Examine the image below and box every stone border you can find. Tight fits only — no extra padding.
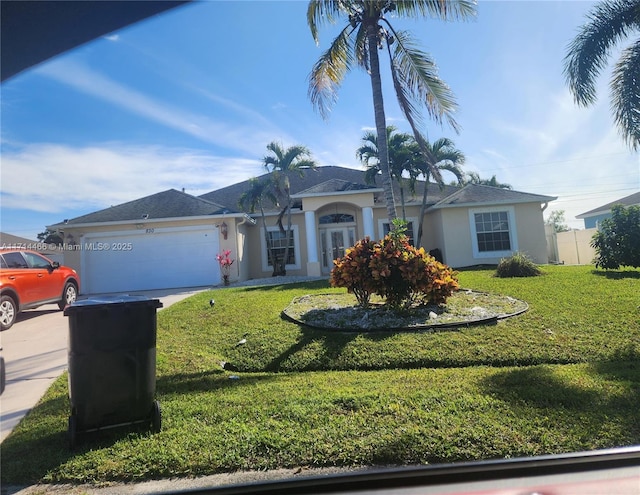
[281,289,528,332]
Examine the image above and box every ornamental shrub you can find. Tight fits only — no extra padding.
[495,252,542,278]
[330,237,376,307]
[591,204,640,269]
[330,226,459,309]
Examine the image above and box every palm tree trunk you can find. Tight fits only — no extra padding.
[281,193,292,276]
[367,24,396,222]
[416,175,430,249]
[259,203,279,277]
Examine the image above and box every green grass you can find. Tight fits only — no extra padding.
[1,265,639,485]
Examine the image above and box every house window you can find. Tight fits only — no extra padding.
[469,207,518,258]
[261,226,301,271]
[268,230,295,266]
[474,211,511,252]
[380,218,417,245]
[319,213,355,224]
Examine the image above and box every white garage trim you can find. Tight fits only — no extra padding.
[81,225,220,294]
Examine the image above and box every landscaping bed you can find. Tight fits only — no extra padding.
[282,289,528,331]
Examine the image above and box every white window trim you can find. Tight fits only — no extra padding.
[378,217,418,240]
[260,225,301,272]
[469,206,518,259]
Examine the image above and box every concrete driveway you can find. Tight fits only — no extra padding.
[0,286,209,443]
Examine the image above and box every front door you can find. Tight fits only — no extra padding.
[321,227,355,273]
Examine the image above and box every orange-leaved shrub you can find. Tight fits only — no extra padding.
[330,229,459,309]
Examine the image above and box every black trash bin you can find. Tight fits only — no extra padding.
[64,295,163,448]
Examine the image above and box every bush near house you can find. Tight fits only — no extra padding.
[495,252,543,278]
[591,204,640,269]
[331,226,459,309]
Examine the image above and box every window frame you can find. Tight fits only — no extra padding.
[260,225,301,272]
[378,217,418,245]
[469,206,518,259]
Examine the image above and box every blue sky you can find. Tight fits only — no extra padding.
[2,0,639,240]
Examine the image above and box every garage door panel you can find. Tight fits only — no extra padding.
[83,228,220,294]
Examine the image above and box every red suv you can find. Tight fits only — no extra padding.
[0,249,80,330]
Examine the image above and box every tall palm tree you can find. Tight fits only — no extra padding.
[308,0,476,222]
[238,177,280,277]
[263,141,317,275]
[415,138,465,249]
[357,126,420,221]
[564,0,640,150]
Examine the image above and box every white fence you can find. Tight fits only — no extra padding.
[545,226,597,265]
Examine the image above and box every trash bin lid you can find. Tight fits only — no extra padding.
[64,295,163,315]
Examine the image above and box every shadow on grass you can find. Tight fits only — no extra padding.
[240,280,330,292]
[0,394,74,485]
[480,362,640,445]
[156,369,277,395]
[265,328,361,372]
[0,371,282,486]
[591,269,640,279]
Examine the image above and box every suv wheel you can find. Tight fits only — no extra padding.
[0,295,17,330]
[58,282,77,310]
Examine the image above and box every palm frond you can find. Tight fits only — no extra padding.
[564,0,640,106]
[394,0,477,21]
[611,38,640,150]
[308,0,349,43]
[390,28,460,132]
[308,24,356,119]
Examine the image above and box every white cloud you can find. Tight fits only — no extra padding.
[0,143,264,213]
[34,60,283,156]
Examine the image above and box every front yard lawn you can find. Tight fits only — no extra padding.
[1,265,638,485]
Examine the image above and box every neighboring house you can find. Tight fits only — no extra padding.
[48,166,556,294]
[0,232,64,263]
[576,191,640,229]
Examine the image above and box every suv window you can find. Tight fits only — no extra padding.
[2,252,28,269]
[22,251,52,269]
[0,256,7,269]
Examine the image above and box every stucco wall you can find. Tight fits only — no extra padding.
[434,202,548,268]
[513,203,548,264]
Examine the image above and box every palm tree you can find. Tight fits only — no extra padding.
[238,177,281,277]
[308,0,476,222]
[415,138,465,249]
[463,172,512,189]
[357,126,420,221]
[263,141,317,275]
[564,0,640,150]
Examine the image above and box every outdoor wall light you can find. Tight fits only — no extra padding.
[221,221,228,240]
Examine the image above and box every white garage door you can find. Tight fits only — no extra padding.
[82,226,220,294]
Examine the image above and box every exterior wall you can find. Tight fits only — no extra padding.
[438,208,476,267]
[513,203,548,263]
[301,192,376,211]
[435,203,549,268]
[423,210,446,259]
[582,213,608,229]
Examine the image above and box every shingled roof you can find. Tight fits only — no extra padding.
[55,189,226,226]
[54,167,556,227]
[199,165,462,212]
[431,184,557,208]
[576,191,640,218]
